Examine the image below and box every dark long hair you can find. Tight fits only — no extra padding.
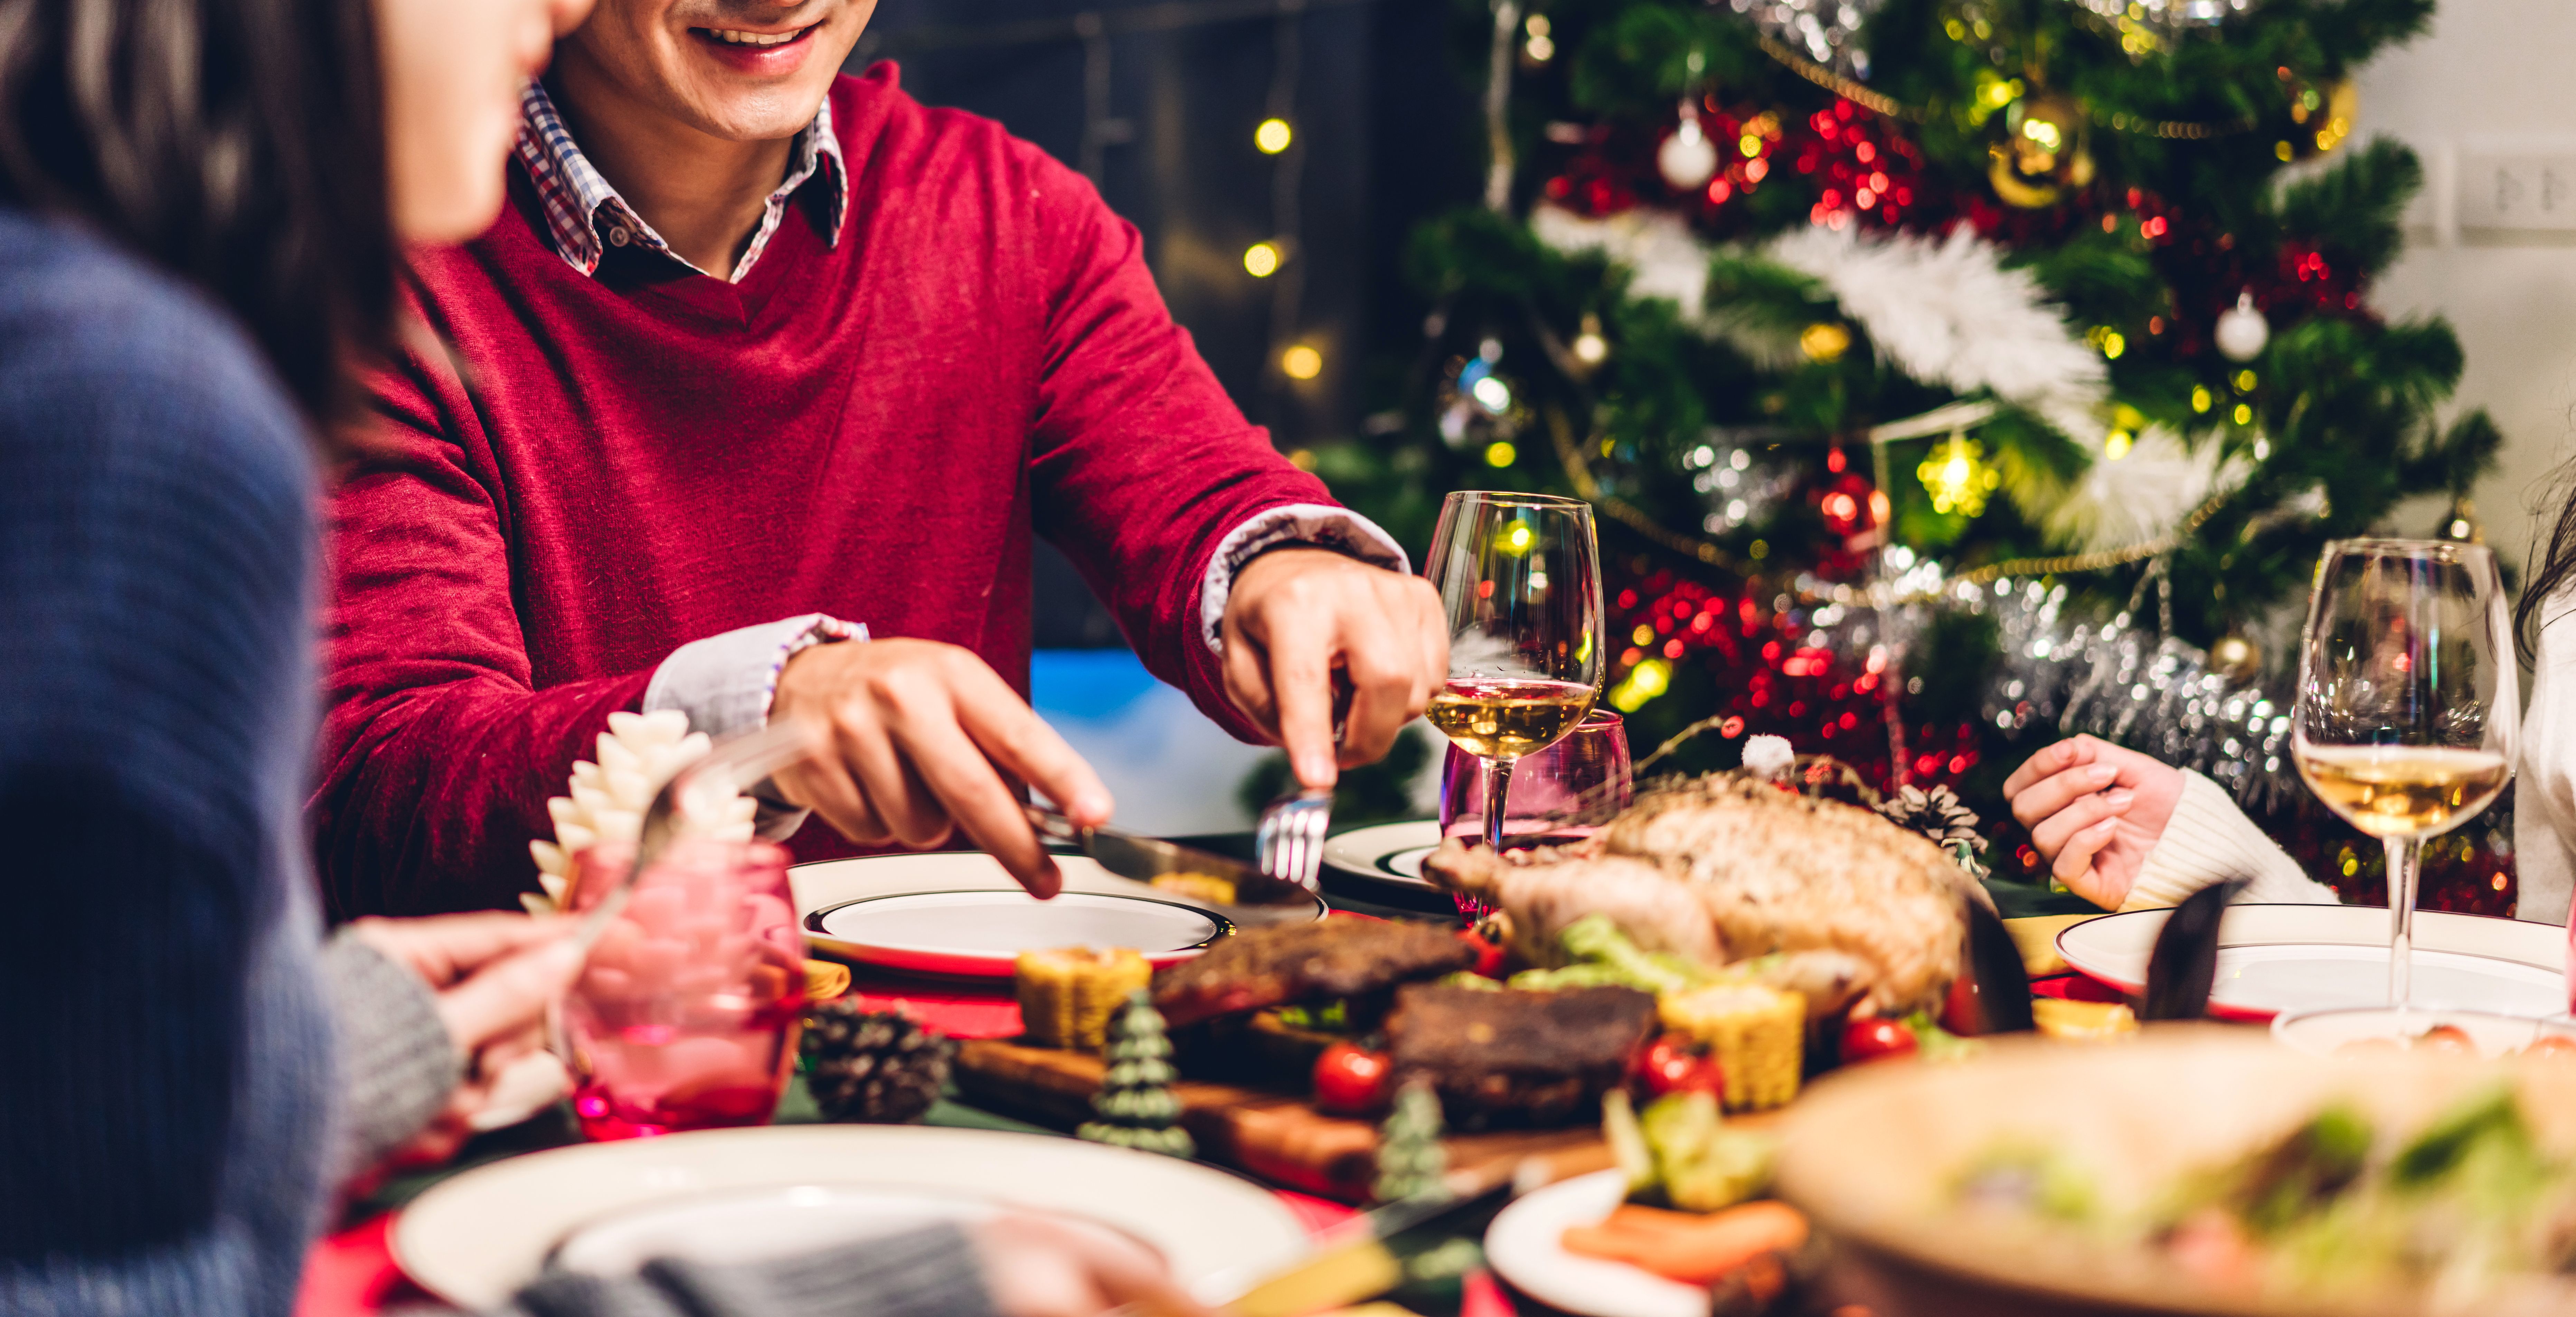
[0,0,397,437]
[2522,474,2576,658]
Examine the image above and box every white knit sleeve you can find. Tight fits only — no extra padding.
[2120,770,2339,911]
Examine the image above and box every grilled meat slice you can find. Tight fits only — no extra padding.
[1385,984,1659,1127]
[1151,919,1477,1028]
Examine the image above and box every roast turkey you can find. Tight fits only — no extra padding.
[1423,774,1985,1016]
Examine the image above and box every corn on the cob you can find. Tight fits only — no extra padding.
[1015,946,1152,1050]
[1659,983,1805,1111]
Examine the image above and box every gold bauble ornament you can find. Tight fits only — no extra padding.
[1799,322,1851,363]
[1988,91,2095,209]
[2437,497,2484,545]
[2208,634,2262,684]
[2273,73,2357,163]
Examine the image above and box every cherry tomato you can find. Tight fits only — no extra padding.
[1841,1015,1919,1065]
[1941,971,1983,1036]
[2415,1024,2476,1055]
[1638,1033,1725,1096]
[2526,1034,2576,1059]
[1313,1042,1392,1114]
[1455,926,1507,979]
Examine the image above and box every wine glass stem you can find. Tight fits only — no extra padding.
[2386,835,2422,1007]
[1481,755,1517,852]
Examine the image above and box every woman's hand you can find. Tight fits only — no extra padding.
[347,913,586,1160]
[969,1214,1215,1317]
[2001,736,2185,909]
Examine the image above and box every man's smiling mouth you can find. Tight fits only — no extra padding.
[691,24,817,47]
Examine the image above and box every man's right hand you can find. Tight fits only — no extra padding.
[2001,735,2185,910]
[768,638,1111,899]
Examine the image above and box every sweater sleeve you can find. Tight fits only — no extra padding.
[311,339,657,916]
[1017,145,1391,742]
[475,1225,999,1317]
[2121,770,2339,911]
[320,931,462,1181]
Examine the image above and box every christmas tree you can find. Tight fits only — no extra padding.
[1077,991,1197,1158]
[1313,0,2512,912]
[1374,1078,1451,1203]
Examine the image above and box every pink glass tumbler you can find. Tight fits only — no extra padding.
[559,837,806,1140]
[1439,708,1632,918]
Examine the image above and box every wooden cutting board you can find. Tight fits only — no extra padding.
[955,1038,1780,1203]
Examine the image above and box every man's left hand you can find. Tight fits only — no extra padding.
[1221,547,1448,789]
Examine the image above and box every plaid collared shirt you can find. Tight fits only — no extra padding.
[512,79,848,282]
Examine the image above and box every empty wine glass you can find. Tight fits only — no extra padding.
[2292,538,2517,1007]
[1422,491,1607,855]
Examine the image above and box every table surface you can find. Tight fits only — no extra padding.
[294,826,2111,1317]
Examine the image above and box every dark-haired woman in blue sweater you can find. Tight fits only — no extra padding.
[0,0,1203,1314]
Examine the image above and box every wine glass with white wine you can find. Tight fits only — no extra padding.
[2292,538,2517,1006]
[1423,491,1607,856]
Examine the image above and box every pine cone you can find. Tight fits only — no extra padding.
[1874,784,1989,856]
[801,1000,956,1124]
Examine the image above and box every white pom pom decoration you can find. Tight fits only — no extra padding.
[523,708,759,915]
[1742,734,1796,781]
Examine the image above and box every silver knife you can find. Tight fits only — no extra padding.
[1023,805,1322,926]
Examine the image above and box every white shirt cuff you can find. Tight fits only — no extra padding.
[1199,504,1410,653]
[2121,769,2340,911]
[643,613,863,838]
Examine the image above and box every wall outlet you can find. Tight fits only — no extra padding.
[2459,149,2576,233]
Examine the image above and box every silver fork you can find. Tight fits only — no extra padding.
[1254,788,1333,891]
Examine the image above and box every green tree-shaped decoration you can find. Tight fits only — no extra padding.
[1076,990,1196,1158]
[1373,1078,1450,1204]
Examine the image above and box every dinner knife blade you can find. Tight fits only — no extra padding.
[2140,876,2245,1022]
[1022,806,1318,910]
[1961,895,2036,1034]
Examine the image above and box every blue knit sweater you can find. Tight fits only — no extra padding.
[0,210,338,1310]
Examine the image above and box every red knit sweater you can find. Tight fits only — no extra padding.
[314,66,1334,916]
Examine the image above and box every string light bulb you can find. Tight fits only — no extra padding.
[1280,344,1322,380]
[1570,312,1608,366]
[1254,118,1292,154]
[1243,242,1281,277]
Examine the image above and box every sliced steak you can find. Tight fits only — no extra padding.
[1385,983,1660,1127]
[1151,919,1477,1028]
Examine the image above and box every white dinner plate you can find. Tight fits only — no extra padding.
[792,852,1327,978]
[1484,1169,1709,1317]
[2057,903,2566,1023]
[394,1125,1311,1308]
[2270,1004,2576,1058]
[1320,819,1446,894]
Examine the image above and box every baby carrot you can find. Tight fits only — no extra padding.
[1562,1201,1810,1285]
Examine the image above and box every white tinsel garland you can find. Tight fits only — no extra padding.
[524,708,759,915]
[1530,207,2109,445]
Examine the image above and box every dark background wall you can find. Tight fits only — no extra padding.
[849,0,1478,648]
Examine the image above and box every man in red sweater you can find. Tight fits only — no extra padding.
[315,0,1448,915]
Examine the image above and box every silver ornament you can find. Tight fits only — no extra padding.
[1658,116,1720,191]
[1729,0,1883,77]
[2215,290,2270,362]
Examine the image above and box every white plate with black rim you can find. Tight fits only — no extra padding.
[791,851,1326,978]
[1320,819,1447,895]
[393,1125,1311,1308]
[2056,903,2565,1023]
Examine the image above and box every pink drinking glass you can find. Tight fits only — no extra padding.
[559,837,806,1140]
[1439,708,1632,918]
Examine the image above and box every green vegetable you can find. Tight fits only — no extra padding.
[1634,1090,1775,1212]
[1601,1088,1655,1194]
[1900,1010,1980,1062]
[1507,914,1716,993]
[1954,1143,2100,1224]
[2228,1105,2376,1237]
